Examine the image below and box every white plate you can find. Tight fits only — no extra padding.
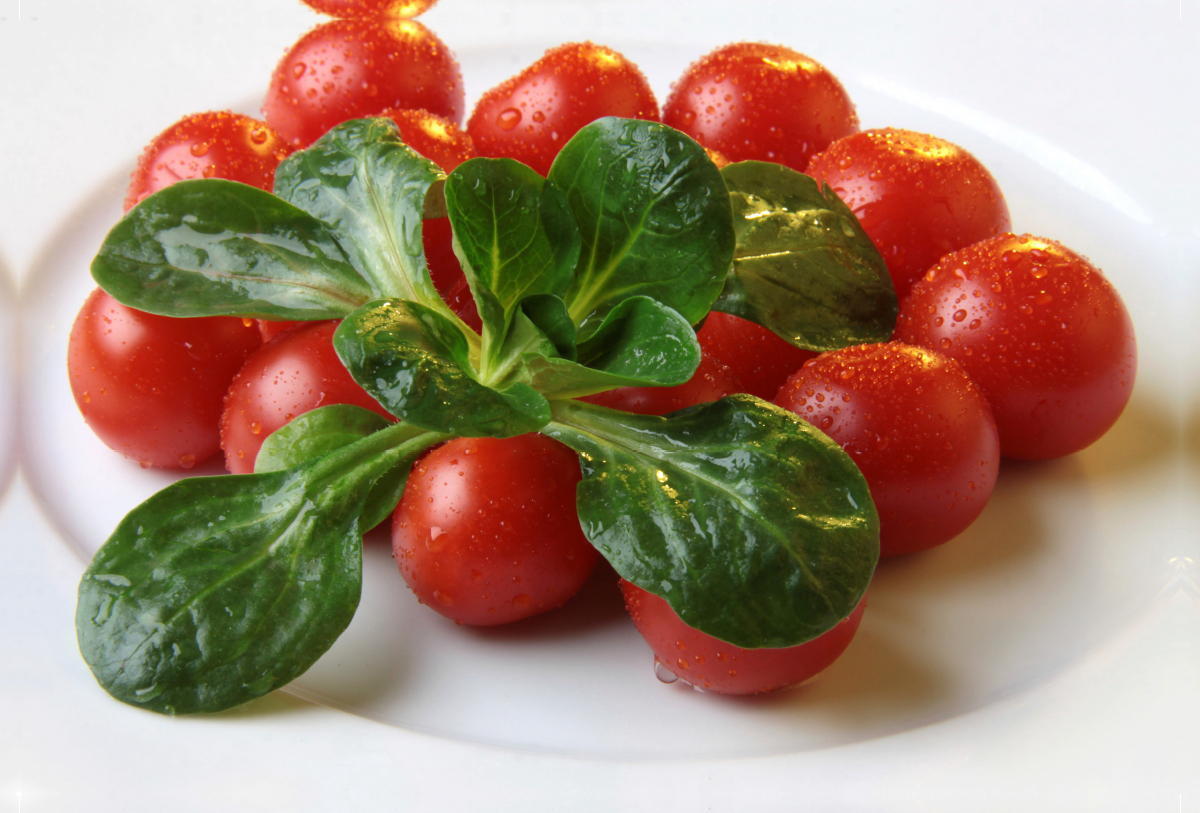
[5,0,1197,806]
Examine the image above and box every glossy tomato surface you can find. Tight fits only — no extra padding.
[895,234,1136,460]
[697,311,816,401]
[579,353,742,416]
[300,0,437,18]
[380,107,476,172]
[68,288,262,469]
[622,581,866,695]
[124,111,292,212]
[422,216,483,333]
[806,128,1011,300]
[662,42,858,174]
[467,41,659,176]
[220,320,393,473]
[263,18,464,148]
[776,342,999,556]
[392,434,598,626]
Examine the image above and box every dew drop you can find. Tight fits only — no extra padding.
[654,659,679,684]
[496,108,521,130]
[953,309,967,322]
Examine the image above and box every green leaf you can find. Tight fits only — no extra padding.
[255,405,410,530]
[444,158,580,375]
[334,299,551,438]
[549,118,735,338]
[76,420,442,714]
[92,179,373,319]
[274,118,465,329]
[543,396,878,649]
[715,162,898,350]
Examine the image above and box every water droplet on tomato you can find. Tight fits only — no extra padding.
[292,62,307,79]
[433,589,454,606]
[531,110,546,123]
[179,454,196,469]
[496,108,521,130]
[190,142,210,157]
[250,421,262,435]
[953,309,967,322]
[654,659,679,684]
[513,594,532,608]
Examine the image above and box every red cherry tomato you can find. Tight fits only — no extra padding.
[68,288,262,469]
[579,353,742,416]
[806,128,1011,300]
[894,234,1136,460]
[300,0,437,18]
[622,580,866,695]
[423,217,483,333]
[467,42,659,177]
[124,111,292,212]
[696,312,816,401]
[379,107,476,172]
[262,18,464,148]
[662,42,858,174]
[392,434,598,625]
[220,320,393,473]
[775,342,999,556]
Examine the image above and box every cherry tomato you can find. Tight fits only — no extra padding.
[661,42,858,174]
[579,353,742,416]
[220,320,393,473]
[894,234,1136,460]
[380,107,476,172]
[300,0,437,18]
[806,128,1011,300]
[775,342,999,556]
[124,111,292,212]
[696,312,816,401]
[423,217,483,333]
[262,18,464,148]
[68,288,262,469]
[622,581,866,695]
[467,42,659,177]
[392,434,598,625]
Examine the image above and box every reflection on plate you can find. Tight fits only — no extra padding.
[16,46,1176,759]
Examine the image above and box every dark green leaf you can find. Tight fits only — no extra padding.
[549,118,735,338]
[715,162,898,350]
[92,179,372,319]
[519,294,577,362]
[334,299,551,438]
[76,420,440,714]
[543,396,878,648]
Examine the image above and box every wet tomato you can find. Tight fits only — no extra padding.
[467,41,659,176]
[894,234,1136,460]
[806,128,1010,300]
[392,434,598,626]
[379,107,476,172]
[696,312,816,401]
[579,353,742,416]
[300,0,438,18]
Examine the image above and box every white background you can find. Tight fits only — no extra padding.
[1,1,1198,810]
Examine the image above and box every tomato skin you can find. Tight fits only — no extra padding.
[806,128,1011,300]
[422,217,483,333]
[300,0,437,18]
[392,434,598,626]
[661,42,858,174]
[622,581,865,695]
[220,320,393,473]
[262,18,464,148]
[124,111,292,212]
[379,107,476,172]
[467,42,659,177]
[696,312,816,402]
[775,342,999,556]
[68,288,262,469]
[579,353,742,416]
[894,234,1136,460]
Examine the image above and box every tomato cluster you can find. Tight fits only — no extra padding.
[69,9,1136,701]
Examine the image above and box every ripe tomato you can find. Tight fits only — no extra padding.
[68,288,262,469]
[775,342,999,556]
[467,42,659,177]
[894,234,1136,460]
[622,581,865,695]
[661,42,858,174]
[579,353,742,416]
[392,434,598,625]
[423,216,483,333]
[124,111,292,212]
[380,107,476,172]
[300,0,437,18]
[806,128,1011,300]
[220,320,393,473]
[262,18,464,148]
[696,312,816,401]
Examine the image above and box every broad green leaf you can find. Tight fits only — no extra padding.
[715,162,898,350]
[334,299,551,438]
[255,405,412,530]
[543,396,878,648]
[273,118,465,330]
[519,294,577,362]
[444,158,580,376]
[76,420,441,715]
[93,179,372,319]
[549,118,735,338]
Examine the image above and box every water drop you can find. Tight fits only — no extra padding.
[654,659,679,684]
[496,108,521,130]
